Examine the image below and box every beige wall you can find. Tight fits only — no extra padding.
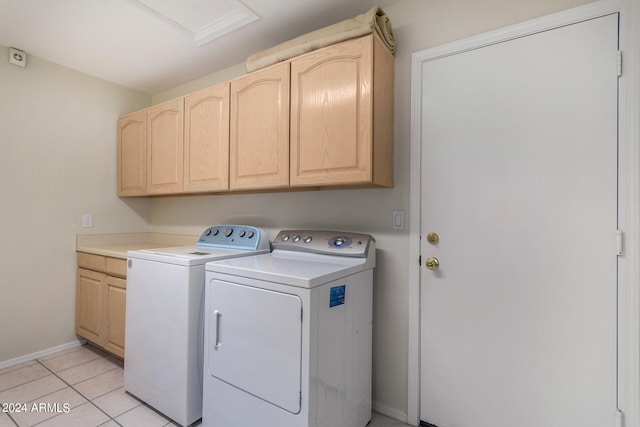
[151,0,596,420]
[0,47,152,363]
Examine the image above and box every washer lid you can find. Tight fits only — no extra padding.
[206,248,375,288]
[128,246,269,266]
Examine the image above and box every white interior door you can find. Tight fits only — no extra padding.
[419,14,619,427]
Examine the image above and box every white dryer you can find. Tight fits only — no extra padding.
[203,230,375,427]
[124,225,269,427]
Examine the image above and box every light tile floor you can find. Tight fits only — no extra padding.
[0,344,413,427]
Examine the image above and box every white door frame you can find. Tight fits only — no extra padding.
[408,0,640,425]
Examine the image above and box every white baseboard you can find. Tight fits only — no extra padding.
[0,339,87,370]
[373,400,411,425]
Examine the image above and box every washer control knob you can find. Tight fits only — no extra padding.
[247,231,255,239]
[212,228,219,236]
[206,229,213,236]
[281,235,290,242]
[225,228,233,237]
[329,236,352,248]
[303,236,312,244]
[239,230,246,237]
[293,235,301,243]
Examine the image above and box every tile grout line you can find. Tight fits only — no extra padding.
[34,360,123,427]
[115,391,179,427]
[40,346,177,426]
[0,361,39,379]
[6,345,177,427]
[0,374,62,396]
[5,412,19,427]
[46,354,105,377]
[0,374,67,425]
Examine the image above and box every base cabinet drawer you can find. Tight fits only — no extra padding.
[106,257,127,278]
[77,253,106,272]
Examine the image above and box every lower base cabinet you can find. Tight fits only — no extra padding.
[76,253,127,359]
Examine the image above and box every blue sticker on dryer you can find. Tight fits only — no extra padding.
[329,285,346,308]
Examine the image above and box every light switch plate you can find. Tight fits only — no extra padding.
[393,210,405,231]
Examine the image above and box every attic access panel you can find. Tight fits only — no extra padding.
[134,0,259,46]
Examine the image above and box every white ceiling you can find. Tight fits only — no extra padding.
[0,0,402,94]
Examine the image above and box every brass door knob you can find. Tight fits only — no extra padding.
[425,257,440,270]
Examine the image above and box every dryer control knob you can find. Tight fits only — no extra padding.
[225,228,233,237]
[239,230,246,237]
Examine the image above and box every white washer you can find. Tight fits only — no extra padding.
[124,225,269,427]
[203,230,375,427]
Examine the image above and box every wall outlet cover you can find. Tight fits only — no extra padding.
[82,214,93,228]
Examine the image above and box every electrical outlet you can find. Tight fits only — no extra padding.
[82,214,93,228]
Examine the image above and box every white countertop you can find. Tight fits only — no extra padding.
[76,232,199,258]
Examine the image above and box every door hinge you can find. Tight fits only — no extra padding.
[617,50,623,77]
[300,391,303,406]
[616,229,624,256]
[301,307,303,322]
[419,255,422,266]
[616,409,624,427]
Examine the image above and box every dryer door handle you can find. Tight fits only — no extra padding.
[213,310,222,350]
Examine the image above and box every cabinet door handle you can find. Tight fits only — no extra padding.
[213,310,222,350]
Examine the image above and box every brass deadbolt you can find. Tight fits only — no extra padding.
[427,232,439,245]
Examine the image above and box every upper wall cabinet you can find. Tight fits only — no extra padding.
[184,83,230,193]
[230,62,290,191]
[117,110,147,197]
[147,99,184,195]
[290,34,394,188]
[117,33,394,197]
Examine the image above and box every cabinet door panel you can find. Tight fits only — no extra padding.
[230,63,290,190]
[76,268,105,344]
[104,276,126,359]
[147,99,184,195]
[291,36,373,186]
[184,83,230,193]
[117,111,147,196]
